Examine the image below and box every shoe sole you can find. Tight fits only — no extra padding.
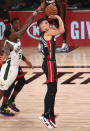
[0,112,15,117]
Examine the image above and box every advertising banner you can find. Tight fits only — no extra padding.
[0,11,90,47]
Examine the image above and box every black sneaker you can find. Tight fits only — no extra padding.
[0,107,15,116]
[9,101,20,112]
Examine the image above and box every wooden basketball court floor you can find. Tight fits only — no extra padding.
[0,47,90,131]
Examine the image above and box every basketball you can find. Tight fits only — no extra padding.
[44,4,58,17]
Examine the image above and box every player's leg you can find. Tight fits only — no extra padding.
[0,90,4,101]
[0,81,14,116]
[39,84,54,129]
[49,82,57,128]
[0,63,9,101]
[47,61,57,128]
[0,62,17,116]
[0,87,15,116]
[61,2,69,51]
[59,26,69,52]
[8,76,26,112]
[39,60,54,129]
[56,2,69,52]
[3,83,15,105]
[39,82,57,128]
[0,60,18,91]
[0,83,15,110]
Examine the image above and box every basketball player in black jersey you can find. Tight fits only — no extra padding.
[37,15,64,129]
[37,0,69,52]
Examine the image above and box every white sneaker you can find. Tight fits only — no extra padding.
[56,43,69,52]
[49,116,56,128]
[61,43,67,49]
[39,115,53,129]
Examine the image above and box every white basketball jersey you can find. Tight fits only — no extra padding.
[4,39,22,67]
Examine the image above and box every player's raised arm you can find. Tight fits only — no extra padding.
[37,1,46,11]
[14,11,38,38]
[45,15,65,37]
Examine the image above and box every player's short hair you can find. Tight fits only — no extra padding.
[4,25,11,39]
[37,18,47,27]
[11,17,20,25]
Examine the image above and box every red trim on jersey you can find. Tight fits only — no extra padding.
[47,40,55,83]
[51,61,54,82]
[47,61,54,83]
[47,61,51,82]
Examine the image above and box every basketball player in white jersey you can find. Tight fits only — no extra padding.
[0,10,38,101]
[0,18,33,116]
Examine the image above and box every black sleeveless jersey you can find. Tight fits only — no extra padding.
[40,32,56,61]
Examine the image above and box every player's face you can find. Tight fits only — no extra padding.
[13,20,20,32]
[40,20,50,31]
